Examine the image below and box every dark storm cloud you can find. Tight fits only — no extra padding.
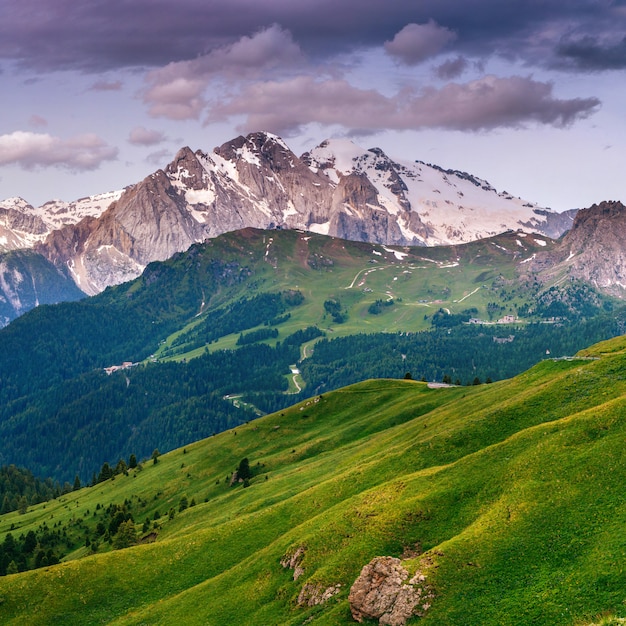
[2,0,625,73]
[557,35,626,70]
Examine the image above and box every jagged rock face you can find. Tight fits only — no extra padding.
[9,131,575,295]
[0,198,49,252]
[558,201,626,296]
[348,556,433,625]
[327,173,406,244]
[0,250,85,327]
[0,192,123,254]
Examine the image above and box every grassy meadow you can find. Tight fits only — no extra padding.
[153,228,554,361]
[2,335,626,624]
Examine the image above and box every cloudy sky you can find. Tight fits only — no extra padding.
[1,0,625,211]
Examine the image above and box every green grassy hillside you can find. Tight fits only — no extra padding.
[154,227,565,360]
[2,336,626,624]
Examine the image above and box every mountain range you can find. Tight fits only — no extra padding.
[1,132,576,307]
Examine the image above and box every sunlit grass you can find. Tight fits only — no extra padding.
[3,337,626,624]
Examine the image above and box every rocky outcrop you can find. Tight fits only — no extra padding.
[281,545,306,581]
[297,582,341,607]
[348,557,433,625]
[527,200,626,298]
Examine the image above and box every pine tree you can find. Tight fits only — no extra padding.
[113,520,137,550]
[18,496,28,515]
[1,494,11,514]
[236,458,252,481]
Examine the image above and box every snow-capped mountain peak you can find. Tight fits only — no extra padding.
[2,131,575,295]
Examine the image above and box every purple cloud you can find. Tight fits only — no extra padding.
[557,35,626,70]
[143,24,303,120]
[385,21,456,65]
[2,1,625,73]
[128,126,166,146]
[207,74,600,135]
[0,131,118,170]
[434,56,469,80]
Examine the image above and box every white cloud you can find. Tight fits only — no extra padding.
[0,131,118,170]
[385,21,457,65]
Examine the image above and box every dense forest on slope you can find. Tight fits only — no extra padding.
[0,245,256,405]
[0,339,303,481]
[1,310,624,483]
[295,311,626,395]
[0,465,61,515]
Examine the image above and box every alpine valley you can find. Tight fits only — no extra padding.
[2,132,626,625]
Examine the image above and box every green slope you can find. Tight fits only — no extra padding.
[2,336,626,624]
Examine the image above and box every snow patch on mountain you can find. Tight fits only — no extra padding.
[0,190,123,251]
[306,138,552,246]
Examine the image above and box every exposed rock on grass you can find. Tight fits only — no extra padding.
[348,556,433,625]
[297,581,341,607]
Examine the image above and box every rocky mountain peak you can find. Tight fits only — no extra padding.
[562,200,626,259]
[3,132,580,302]
[528,200,626,297]
[0,197,35,214]
[214,131,297,171]
[568,200,626,236]
[166,146,207,191]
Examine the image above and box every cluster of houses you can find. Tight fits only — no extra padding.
[468,314,517,325]
[104,361,136,375]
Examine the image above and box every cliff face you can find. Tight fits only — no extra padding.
[559,201,626,296]
[0,250,85,327]
[520,200,626,298]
